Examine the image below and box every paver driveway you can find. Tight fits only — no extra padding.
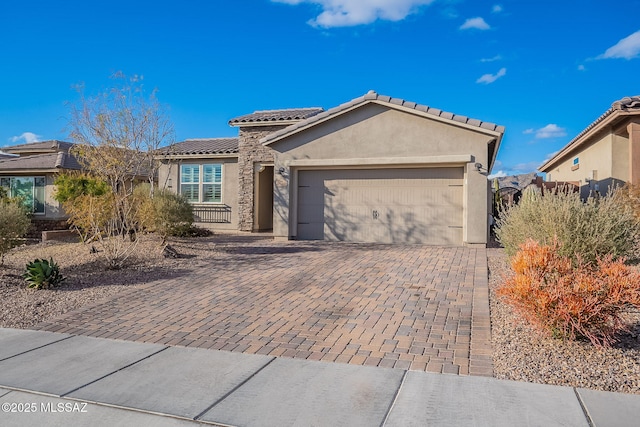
[37,238,492,376]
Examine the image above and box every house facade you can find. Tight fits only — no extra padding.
[539,96,640,197]
[0,140,81,235]
[157,91,504,246]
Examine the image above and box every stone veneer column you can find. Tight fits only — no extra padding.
[237,125,286,231]
[629,121,640,185]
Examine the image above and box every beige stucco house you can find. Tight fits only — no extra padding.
[158,91,504,246]
[539,96,640,197]
[0,140,81,235]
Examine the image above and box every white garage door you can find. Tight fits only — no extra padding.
[297,168,463,245]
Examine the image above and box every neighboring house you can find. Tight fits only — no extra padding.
[0,140,81,235]
[157,91,504,246]
[539,96,640,198]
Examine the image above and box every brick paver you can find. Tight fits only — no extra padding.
[36,239,492,376]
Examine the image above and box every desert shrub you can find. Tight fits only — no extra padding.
[498,239,640,347]
[59,192,116,242]
[54,173,112,242]
[495,187,639,265]
[132,184,193,242]
[23,258,66,289]
[0,197,31,265]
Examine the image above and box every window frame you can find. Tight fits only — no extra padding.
[0,175,46,215]
[179,163,223,204]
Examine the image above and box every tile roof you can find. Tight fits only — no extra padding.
[156,138,239,156]
[261,90,505,145]
[539,95,640,171]
[0,152,82,172]
[229,108,324,126]
[2,140,73,154]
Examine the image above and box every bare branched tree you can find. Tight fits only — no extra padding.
[67,72,175,267]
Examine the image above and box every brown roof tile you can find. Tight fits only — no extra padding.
[0,152,82,172]
[261,91,505,145]
[157,138,239,156]
[2,140,73,154]
[229,108,324,126]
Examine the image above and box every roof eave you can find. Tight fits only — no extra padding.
[538,109,634,172]
[229,119,302,128]
[156,153,239,160]
[0,168,67,174]
[261,98,504,147]
[488,133,504,172]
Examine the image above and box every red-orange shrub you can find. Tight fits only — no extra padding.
[498,239,640,347]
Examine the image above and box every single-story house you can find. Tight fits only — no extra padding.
[539,96,640,197]
[0,140,81,234]
[158,91,504,246]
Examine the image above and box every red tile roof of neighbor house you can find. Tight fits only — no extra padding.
[0,151,82,172]
[156,138,239,156]
[228,108,325,126]
[539,96,640,171]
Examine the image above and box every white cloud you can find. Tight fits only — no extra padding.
[577,64,586,71]
[523,128,534,134]
[597,30,640,60]
[492,5,503,13]
[512,161,542,173]
[272,0,435,28]
[480,55,502,62]
[476,67,506,84]
[460,17,490,30]
[533,124,567,139]
[9,132,42,144]
[489,160,541,178]
[488,170,507,179]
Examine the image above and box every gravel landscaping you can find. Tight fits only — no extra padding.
[1,236,639,394]
[489,248,640,395]
[0,234,232,329]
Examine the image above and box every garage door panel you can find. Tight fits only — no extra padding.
[297,168,464,245]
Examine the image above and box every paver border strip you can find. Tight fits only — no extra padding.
[469,248,493,376]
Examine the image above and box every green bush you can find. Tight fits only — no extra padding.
[23,258,66,289]
[495,187,639,265]
[53,173,109,203]
[0,198,31,265]
[132,184,194,241]
[152,190,194,238]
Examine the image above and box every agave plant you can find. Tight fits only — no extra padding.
[23,258,66,289]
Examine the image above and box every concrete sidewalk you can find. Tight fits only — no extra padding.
[0,328,637,427]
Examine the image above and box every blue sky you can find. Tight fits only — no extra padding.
[1,0,639,177]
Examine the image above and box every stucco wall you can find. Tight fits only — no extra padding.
[268,104,496,245]
[545,131,621,197]
[612,133,630,183]
[43,174,66,219]
[157,157,239,230]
